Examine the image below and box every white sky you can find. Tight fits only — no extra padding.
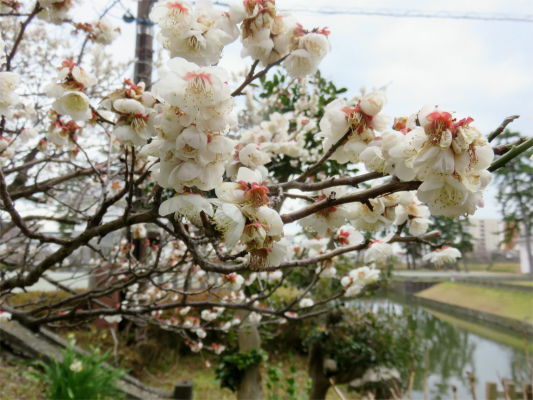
[72,0,533,219]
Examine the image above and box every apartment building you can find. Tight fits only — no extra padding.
[467,218,503,261]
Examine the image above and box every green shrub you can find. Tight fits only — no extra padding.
[30,336,128,399]
[215,348,268,392]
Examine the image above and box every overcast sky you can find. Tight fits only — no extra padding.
[73,0,533,219]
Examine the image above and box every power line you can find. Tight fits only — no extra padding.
[211,2,532,23]
[280,7,533,23]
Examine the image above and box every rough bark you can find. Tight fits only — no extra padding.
[308,344,331,399]
[237,311,263,400]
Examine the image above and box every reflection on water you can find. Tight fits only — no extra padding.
[357,295,531,400]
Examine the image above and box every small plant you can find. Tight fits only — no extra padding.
[30,335,128,400]
[265,362,311,400]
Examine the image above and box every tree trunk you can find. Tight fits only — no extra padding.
[308,344,331,399]
[237,311,263,400]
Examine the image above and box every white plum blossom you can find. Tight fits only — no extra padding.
[284,49,319,79]
[103,315,122,324]
[0,311,12,321]
[0,71,20,119]
[179,306,191,315]
[159,194,214,225]
[201,309,218,322]
[422,246,462,267]
[190,341,203,352]
[394,191,432,236]
[298,187,349,236]
[349,266,380,285]
[91,18,120,45]
[46,60,97,121]
[303,237,329,257]
[131,224,147,239]
[217,273,245,291]
[213,203,246,248]
[258,269,283,284]
[248,311,262,323]
[346,197,395,233]
[318,95,391,164]
[344,282,365,298]
[364,241,393,264]
[341,266,380,297]
[299,298,314,308]
[316,265,337,278]
[336,225,364,247]
[154,58,227,111]
[53,91,92,121]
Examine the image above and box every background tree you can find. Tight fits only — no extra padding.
[493,130,533,278]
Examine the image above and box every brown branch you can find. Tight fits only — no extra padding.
[268,171,383,195]
[9,165,107,200]
[0,209,158,292]
[4,4,41,71]
[492,137,527,156]
[0,169,66,244]
[280,180,421,224]
[488,115,519,143]
[296,128,353,182]
[231,55,289,97]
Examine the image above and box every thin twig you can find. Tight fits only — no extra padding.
[488,115,520,143]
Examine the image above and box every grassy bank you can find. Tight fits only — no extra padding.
[416,282,533,323]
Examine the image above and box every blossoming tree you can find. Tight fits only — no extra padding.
[1,0,532,397]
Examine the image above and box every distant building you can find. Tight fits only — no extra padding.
[467,218,503,261]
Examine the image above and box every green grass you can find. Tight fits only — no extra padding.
[0,358,46,400]
[416,282,533,323]
[423,308,533,353]
[502,280,533,287]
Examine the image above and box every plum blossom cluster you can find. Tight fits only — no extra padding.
[298,187,350,236]
[319,91,391,165]
[233,108,316,176]
[76,18,121,45]
[103,79,158,146]
[363,105,493,217]
[236,0,330,78]
[213,167,288,269]
[0,38,20,120]
[38,0,76,25]
[340,266,381,297]
[148,58,237,194]
[393,191,432,236]
[45,59,97,122]
[316,90,494,217]
[150,0,241,66]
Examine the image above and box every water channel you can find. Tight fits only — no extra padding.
[358,292,531,400]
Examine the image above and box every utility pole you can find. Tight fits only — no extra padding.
[133,0,155,87]
[132,0,155,261]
